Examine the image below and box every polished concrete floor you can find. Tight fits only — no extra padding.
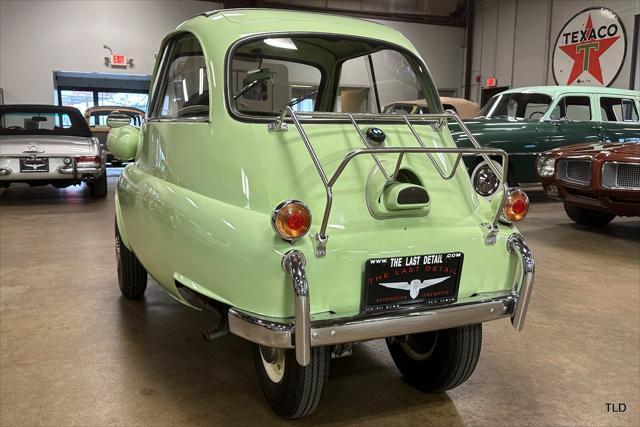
[1,170,638,426]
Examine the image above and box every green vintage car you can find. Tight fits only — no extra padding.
[450,86,640,197]
[107,9,534,419]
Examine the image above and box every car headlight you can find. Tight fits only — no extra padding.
[536,155,555,177]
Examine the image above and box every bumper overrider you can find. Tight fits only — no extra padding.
[229,233,535,366]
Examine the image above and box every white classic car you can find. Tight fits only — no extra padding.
[0,105,107,197]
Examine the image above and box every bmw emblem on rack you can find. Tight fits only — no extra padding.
[552,7,627,87]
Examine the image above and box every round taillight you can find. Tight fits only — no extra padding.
[502,189,529,222]
[272,200,311,242]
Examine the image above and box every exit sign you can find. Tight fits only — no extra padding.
[111,54,126,66]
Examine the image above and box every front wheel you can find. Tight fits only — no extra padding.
[564,204,615,226]
[253,345,330,419]
[386,324,482,392]
[115,220,147,299]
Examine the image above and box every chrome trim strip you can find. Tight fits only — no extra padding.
[507,233,535,331]
[509,151,543,156]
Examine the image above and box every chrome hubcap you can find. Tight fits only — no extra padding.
[401,332,438,361]
[260,346,285,383]
[474,164,500,197]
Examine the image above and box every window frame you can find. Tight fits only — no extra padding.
[598,96,640,123]
[547,94,594,122]
[147,32,211,123]
[224,32,443,123]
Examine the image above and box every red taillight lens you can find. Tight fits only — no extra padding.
[272,200,311,241]
[75,155,101,163]
[502,189,529,222]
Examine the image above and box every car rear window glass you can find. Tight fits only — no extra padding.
[229,36,438,117]
[599,97,639,122]
[479,93,552,120]
[0,108,91,137]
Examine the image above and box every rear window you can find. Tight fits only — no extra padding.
[0,108,90,137]
[229,35,438,117]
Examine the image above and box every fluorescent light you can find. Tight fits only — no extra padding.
[182,79,189,102]
[264,38,297,50]
[199,68,204,95]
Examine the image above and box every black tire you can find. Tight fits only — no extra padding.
[90,173,108,198]
[115,220,147,299]
[564,204,615,227]
[386,324,482,393]
[253,345,330,419]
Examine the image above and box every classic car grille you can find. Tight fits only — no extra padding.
[601,162,640,189]
[557,159,592,185]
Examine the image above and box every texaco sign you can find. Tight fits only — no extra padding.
[553,7,627,87]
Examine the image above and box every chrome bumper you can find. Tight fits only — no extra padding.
[228,232,535,366]
[58,166,103,175]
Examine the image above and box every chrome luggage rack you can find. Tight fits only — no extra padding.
[268,107,510,256]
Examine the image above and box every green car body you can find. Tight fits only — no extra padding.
[108,9,535,418]
[450,86,640,196]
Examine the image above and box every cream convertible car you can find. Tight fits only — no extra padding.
[0,105,107,196]
[107,9,535,419]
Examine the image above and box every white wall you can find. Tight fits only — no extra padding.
[0,0,223,104]
[468,0,640,103]
[373,19,467,94]
[0,1,465,104]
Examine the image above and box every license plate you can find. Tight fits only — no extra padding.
[363,252,463,312]
[20,157,49,173]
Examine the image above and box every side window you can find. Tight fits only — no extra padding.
[550,96,591,121]
[151,34,209,119]
[599,97,639,122]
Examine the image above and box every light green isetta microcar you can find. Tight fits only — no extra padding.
[107,9,535,419]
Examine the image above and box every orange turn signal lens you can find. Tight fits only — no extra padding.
[502,189,529,222]
[272,200,311,241]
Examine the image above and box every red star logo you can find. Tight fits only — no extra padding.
[559,14,620,85]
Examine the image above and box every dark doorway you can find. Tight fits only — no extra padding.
[480,86,509,107]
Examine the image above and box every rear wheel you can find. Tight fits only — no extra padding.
[253,345,330,419]
[90,173,107,198]
[564,204,615,226]
[386,324,482,392]
[115,219,147,299]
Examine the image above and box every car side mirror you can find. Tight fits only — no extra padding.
[106,112,132,128]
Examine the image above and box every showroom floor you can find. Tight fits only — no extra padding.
[1,169,638,426]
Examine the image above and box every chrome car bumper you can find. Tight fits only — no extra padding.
[58,165,103,176]
[0,157,103,181]
[229,233,535,366]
